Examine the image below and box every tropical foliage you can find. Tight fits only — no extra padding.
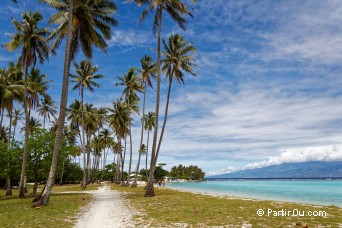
[170,164,205,181]
[0,0,197,205]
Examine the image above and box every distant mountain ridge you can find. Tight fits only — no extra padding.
[208,161,342,179]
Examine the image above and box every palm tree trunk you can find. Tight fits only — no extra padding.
[115,153,120,183]
[86,134,91,184]
[19,64,30,198]
[33,0,73,206]
[81,87,87,189]
[155,75,173,166]
[0,109,4,127]
[145,129,150,179]
[127,123,133,185]
[101,148,106,181]
[82,138,86,188]
[13,123,17,142]
[121,138,127,185]
[132,81,147,187]
[43,116,46,129]
[60,159,65,184]
[31,180,39,197]
[5,177,12,196]
[145,7,163,197]
[6,106,13,196]
[104,149,108,170]
[102,148,106,170]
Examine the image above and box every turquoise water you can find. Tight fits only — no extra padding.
[169,180,342,207]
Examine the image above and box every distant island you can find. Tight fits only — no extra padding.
[207,161,342,179]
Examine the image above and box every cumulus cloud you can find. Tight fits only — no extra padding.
[208,145,342,176]
[245,145,342,169]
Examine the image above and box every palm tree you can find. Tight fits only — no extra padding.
[21,117,42,134]
[155,34,196,167]
[5,11,51,198]
[116,68,143,185]
[12,108,24,142]
[46,0,118,59]
[83,103,97,184]
[99,128,114,180]
[67,99,86,187]
[27,67,52,117]
[112,140,123,183]
[0,63,23,196]
[32,0,73,205]
[132,55,156,187]
[37,97,58,129]
[0,63,23,128]
[131,0,195,197]
[144,111,155,177]
[108,100,130,183]
[92,107,108,178]
[36,0,118,205]
[70,60,103,188]
[91,135,103,171]
[67,99,82,132]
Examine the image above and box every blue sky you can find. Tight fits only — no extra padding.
[1,0,342,176]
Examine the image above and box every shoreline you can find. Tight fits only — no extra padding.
[166,184,342,208]
[114,184,342,227]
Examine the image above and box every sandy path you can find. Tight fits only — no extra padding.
[74,185,135,228]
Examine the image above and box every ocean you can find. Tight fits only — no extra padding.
[168,179,342,207]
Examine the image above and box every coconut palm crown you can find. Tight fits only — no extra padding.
[43,0,118,59]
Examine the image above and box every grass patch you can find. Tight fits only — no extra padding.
[111,184,342,227]
[51,183,101,192]
[0,184,95,228]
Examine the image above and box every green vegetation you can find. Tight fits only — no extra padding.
[1,0,196,202]
[170,164,205,180]
[0,130,82,188]
[139,163,169,181]
[0,185,93,228]
[111,185,342,227]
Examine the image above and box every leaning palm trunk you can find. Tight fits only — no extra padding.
[34,0,73,206]
[155,74,173,166]
[145,7,162,197]
[132,81,147,187]
[19,65,30,198]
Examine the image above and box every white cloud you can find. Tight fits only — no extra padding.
[208,145,342,176]
[156,77,342,174]
[107,30,152,47]
[246,145,342,169]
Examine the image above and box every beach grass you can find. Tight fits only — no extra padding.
[111,184,342,227]
[0,184,93,228]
